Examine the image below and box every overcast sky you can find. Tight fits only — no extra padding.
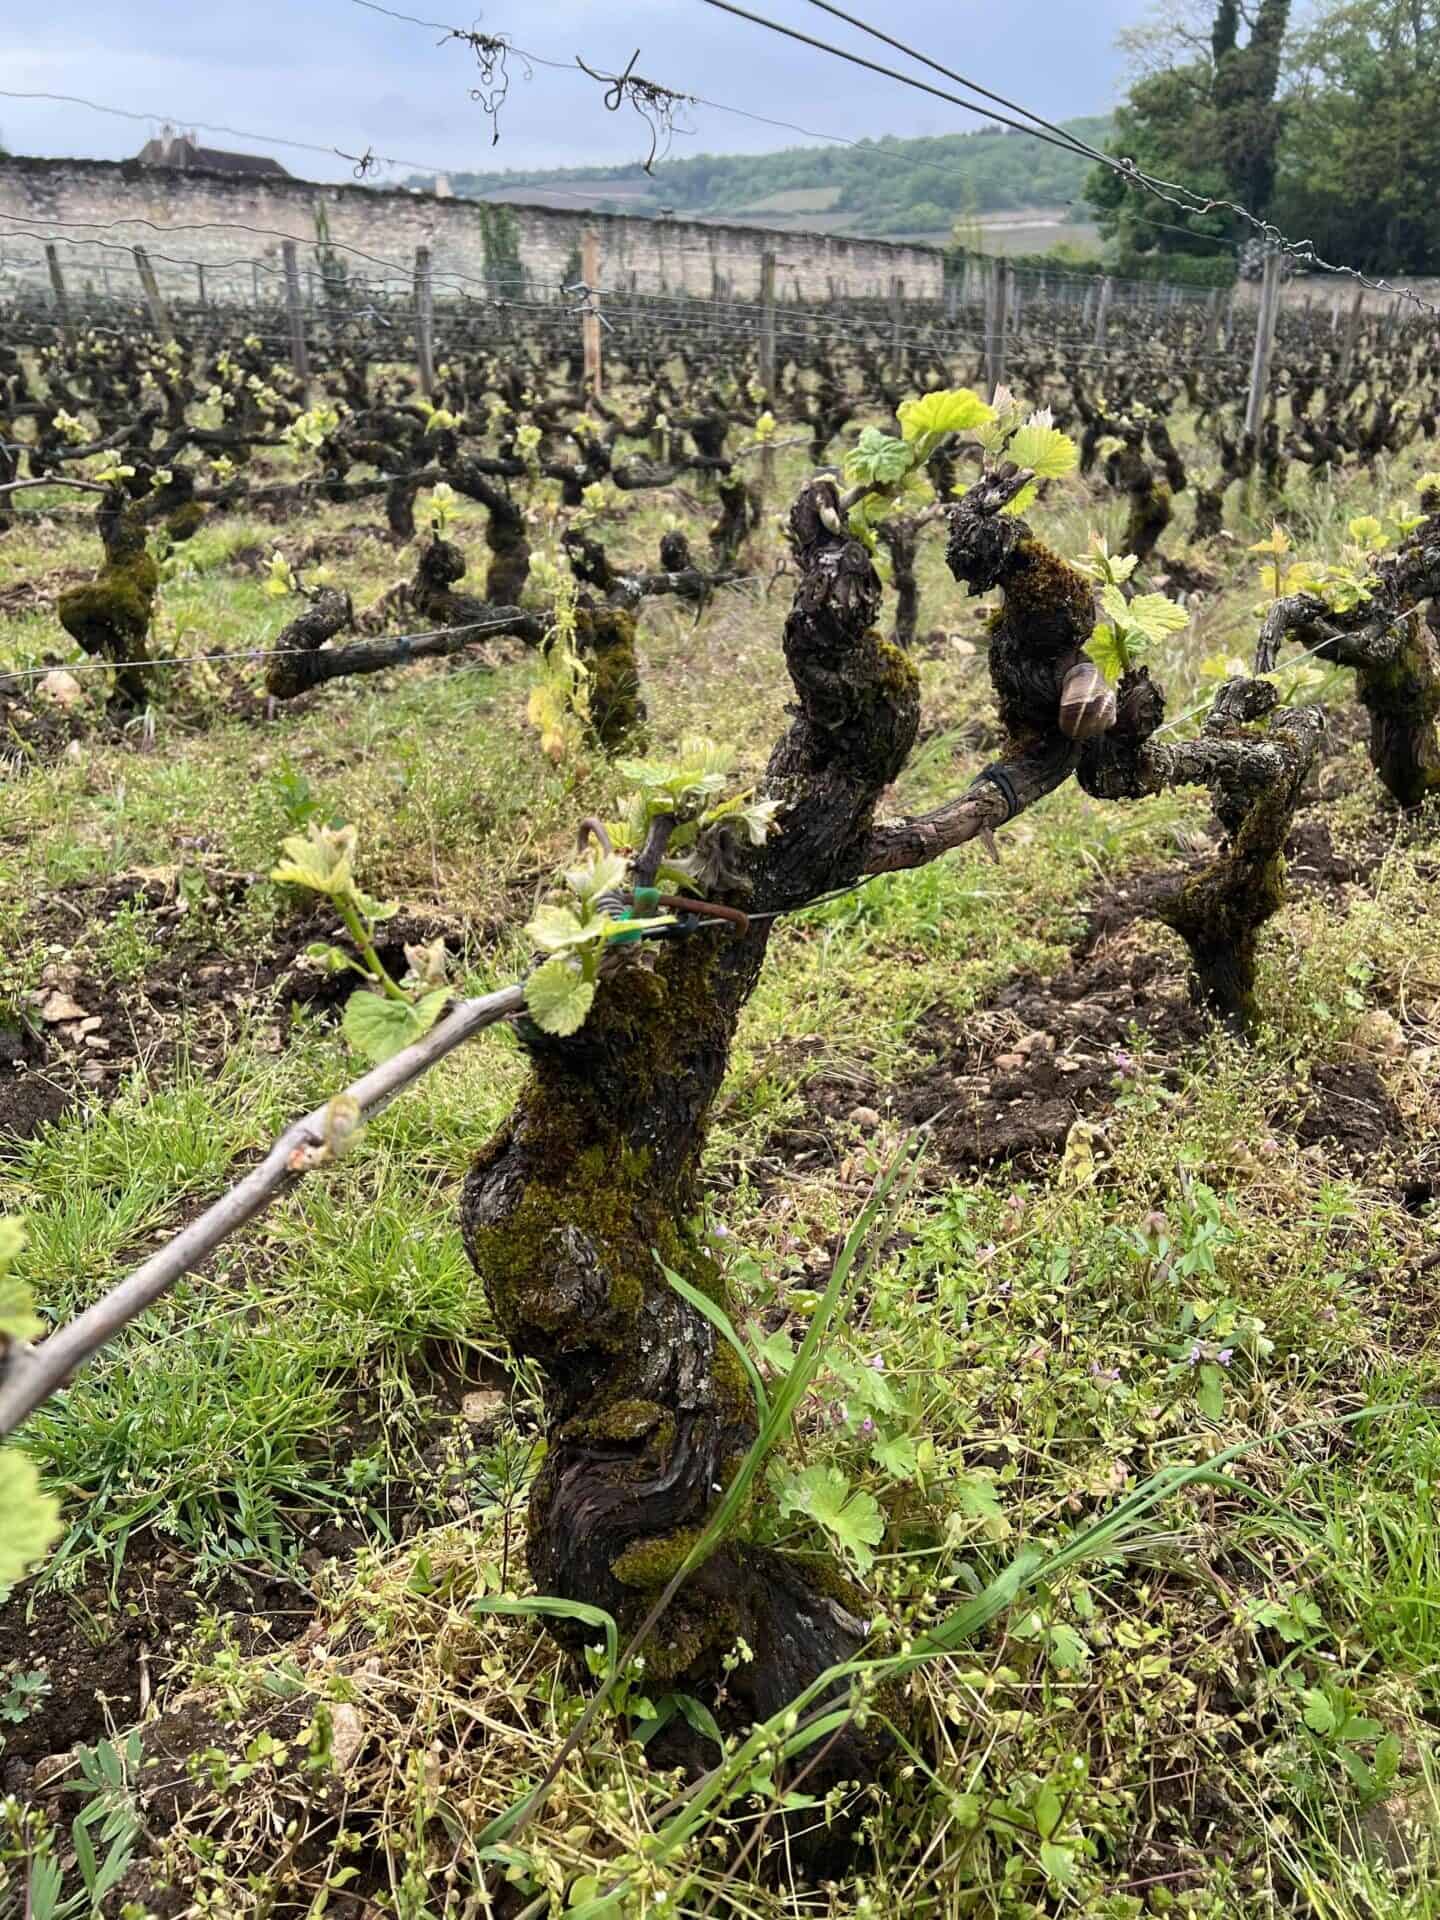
[2,1,1137,183]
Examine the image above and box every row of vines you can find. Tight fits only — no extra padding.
[2,269,1440,1910]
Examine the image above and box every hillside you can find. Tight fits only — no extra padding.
[428,116,1111,243]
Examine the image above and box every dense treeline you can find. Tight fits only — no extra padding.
[1089,0,1440,279]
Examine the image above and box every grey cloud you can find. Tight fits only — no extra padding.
[3,1,1135,180]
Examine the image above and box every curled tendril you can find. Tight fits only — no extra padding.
[336,147,378,179]
[444,26,531,145]
[574,50,696,174]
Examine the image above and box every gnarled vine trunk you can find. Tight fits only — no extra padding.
[1255,523,1440,809]
[57,489,160,710]
[460,481,918,1778]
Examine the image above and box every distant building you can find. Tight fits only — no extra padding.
[135,129,290,180]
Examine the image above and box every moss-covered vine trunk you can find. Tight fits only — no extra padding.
[57,489,160,710]
[461,480,918,1764]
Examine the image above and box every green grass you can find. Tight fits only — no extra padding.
[2,419,1439,1914]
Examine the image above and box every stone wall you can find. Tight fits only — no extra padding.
[0,156,944,309]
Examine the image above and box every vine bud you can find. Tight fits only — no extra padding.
[1058,659,1117,742]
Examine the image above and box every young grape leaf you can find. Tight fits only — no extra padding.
[1006,421,1078,479]
[0,1222,42,1348]
[305,942,358,976]
[270,823,357,899]
[342,987,448,1065]
[0,1275,44,1346]
[1126,593,1190,645]
[1248,523,1291,556]
[527,904,591,953]
[0,1453,61,1591]
[1085,623,1127,685]
[564,849,627,904]
[1099,582,1130,626]
[897,388,992,443]
[524,957,597,1037]
[843,426,914,488]
[0,1218,26,1270]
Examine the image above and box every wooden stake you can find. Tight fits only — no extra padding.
[1094,274,1113,350]
[1244,250,1282,441]
[986,258,1010,394]
[282,239,309,382]
[758,249,777,402]
[1337,288,1365,384]
[1203,287,1222,354]
[581,228,603,400]
[44,244,75,347]
[132,245,173,342]
[758,249,778,495]
[414,244,436,398]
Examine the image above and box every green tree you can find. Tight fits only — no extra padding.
[1271,0,1440,274]
[1085,0,1291,273]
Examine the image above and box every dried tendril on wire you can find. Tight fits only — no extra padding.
[574,48,697,174]
[444,26,530,145]
[335,146,378,179]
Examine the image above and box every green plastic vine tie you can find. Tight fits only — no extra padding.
[610,884,662,945]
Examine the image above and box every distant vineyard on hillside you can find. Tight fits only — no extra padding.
[423,115,1112,239]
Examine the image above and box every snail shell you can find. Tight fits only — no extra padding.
[1058,659,1117,741]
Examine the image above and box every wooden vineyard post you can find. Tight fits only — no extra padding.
[758,249,777,399]
[195,262,207,307]
[581,228,603,401]
[44,244,75,348]
[282,240,309,383]
[985,258,1010,395]
[1203,287,1222,354]
[1244,249,1282,442]
[1094,274,1113,350]
[889,274,905,386]
[1336,286,1366,385]
[414,245,436,398]
[759,249,777,496]
[132,245,173,343]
